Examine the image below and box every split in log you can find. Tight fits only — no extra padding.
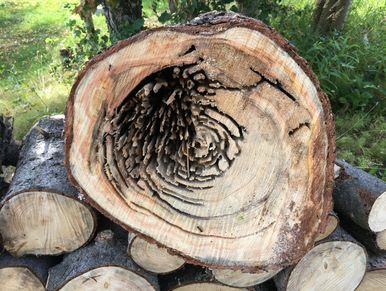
[334,159,386,232]
[47,229,159,291]
[357,254,386,291]
[274,226,367,291]
[0,115,96,256]
[159,264,273,291]
[128,233,185,274]
[211,268,280,288]
[65,11,335,271]
[0,251,57,291]
[314,212,338,242]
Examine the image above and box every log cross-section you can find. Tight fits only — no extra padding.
[65,12,335,271]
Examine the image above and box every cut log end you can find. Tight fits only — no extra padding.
[65,12,334,270]
[0,191,95,256]
[57,266,157,291]
[369,191,386,232]
[212,268,280,287]
[129,235,185,274]
[356,269,386,291]
[0,267,45,291]
[376,230,386,250]
[172,283,249,291]
[315,213,338,242]
[286,241,367,291]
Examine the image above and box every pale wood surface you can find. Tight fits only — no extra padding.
[65,12,335,270]
[212,267,280,287]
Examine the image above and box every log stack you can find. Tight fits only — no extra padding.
[0,11,384,291]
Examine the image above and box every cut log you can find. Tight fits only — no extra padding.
[274,226,367,291]
[159,264,273,291]
[0,251,57,291]
[314,212,338,242]
[65,11,335,271]
[0,115,96,256]
[357,254,386,291]
[46,229,159,291]
[211,267,280,288]
[128,233,185,274]
[339,215,386,254]
[333,160,386,232]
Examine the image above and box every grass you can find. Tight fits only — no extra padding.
[0,0,384,179]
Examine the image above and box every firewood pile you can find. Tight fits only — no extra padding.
[0,12,385,291]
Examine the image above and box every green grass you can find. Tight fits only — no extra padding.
[0,0,384,179]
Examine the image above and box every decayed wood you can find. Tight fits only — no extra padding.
[65,11,335,270]
[128,233,185,274]
[274,226,367,291]
[0,251,57,291]
[356,254,386,290]
[211,267,280,288]
[334,160,386,232]
[0,115,96,256]
[159,264,273,291]
[46,230,159,291]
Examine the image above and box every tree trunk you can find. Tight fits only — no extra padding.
[0,115,96,256]
[312,0,352,34]
[356,254,386,290]
[274,226,367,291]
[101,0,142,41]
[46,229,159,291]
[74,0,98,35]
[0,251,57,291]
[65,11,335,271]
[128,233,185,274]
[333,160,386,231]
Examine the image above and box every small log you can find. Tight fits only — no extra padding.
[65,11,335,271]
[46,230,159,291]
[0,251,57,291]
[274,226,367,291]
[128,233,185,274]
[314,212,339,242]
[333,160,386,232]
[159,264,273,290]
[211,268,280,288]
[339,213,386,254]
[356,254,386,290]
[0,115,96,256]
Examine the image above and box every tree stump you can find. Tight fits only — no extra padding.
[65,11,335,270]
[46,230,159,291]
[0,116,96,256]
[0,251,57,291]
[128,233,185,274]
[274,226,367,291]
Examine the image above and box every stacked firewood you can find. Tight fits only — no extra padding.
[0,12,385,291]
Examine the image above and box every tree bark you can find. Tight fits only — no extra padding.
[0,251,57,291]
[312,0,352,34]
[46,229,159,291]
[274,226,367,291]
[0,115,96,256]
[65,11,335,271]
[101,0,142,41]
[333,160,386,231]
[128,233,185,274]
[0,116,20,170]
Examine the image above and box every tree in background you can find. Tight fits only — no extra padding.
[312,0,352,34]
